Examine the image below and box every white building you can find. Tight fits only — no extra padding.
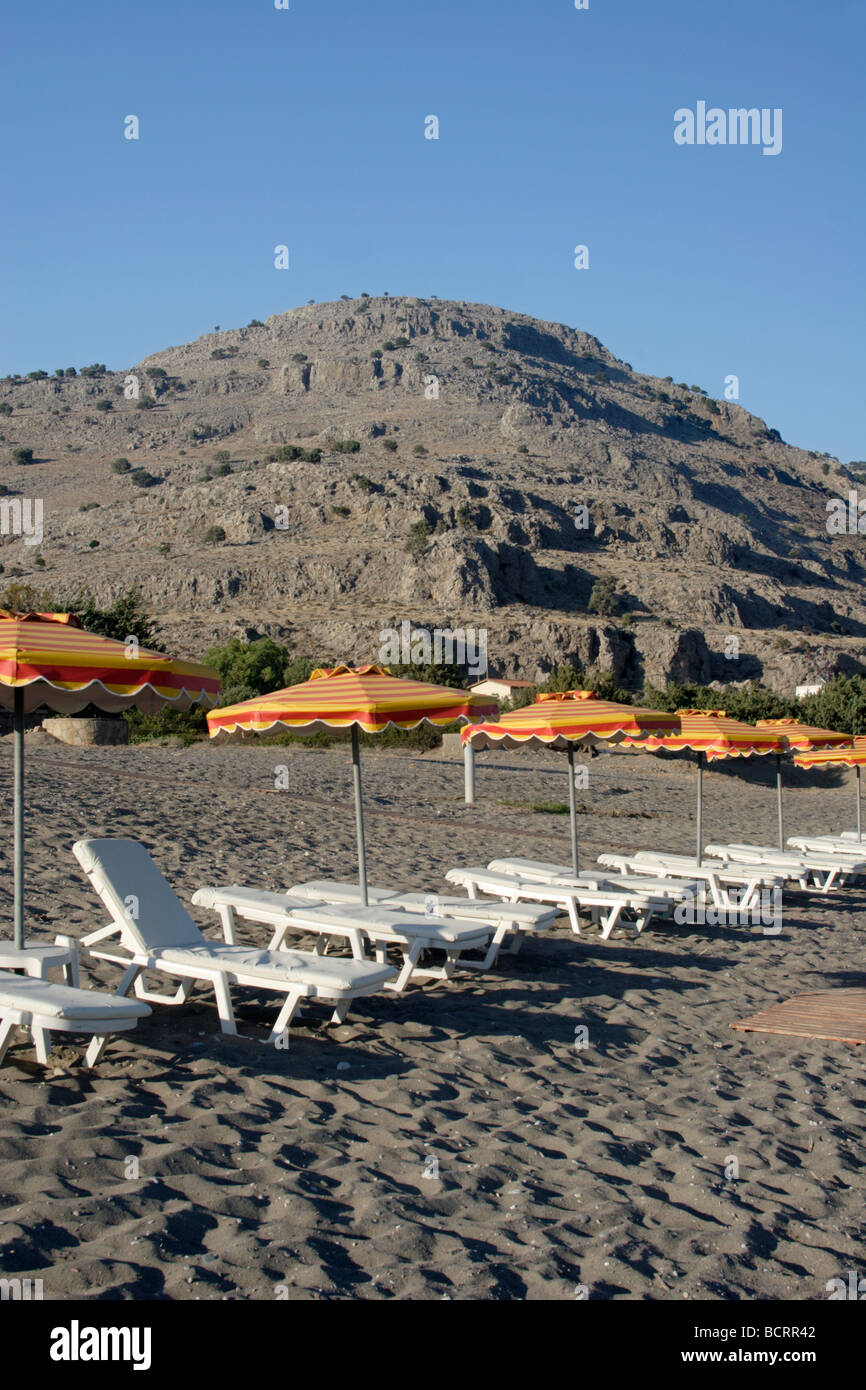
[795,681,826,700]
[470,677,535,700]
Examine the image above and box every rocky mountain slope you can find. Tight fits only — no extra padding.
[2,296,864,692]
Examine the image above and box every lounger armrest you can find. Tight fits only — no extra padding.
[80,921,129,950]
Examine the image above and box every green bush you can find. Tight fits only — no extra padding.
[136,395,156,410]
[266,444,322,463]
[0,403,12,416]
[587,577,619,617]
[257,358,270,369]
[203,637,295,697]
[349,473,375,493]
[213,449,231,463]
[12,447,33,464]
[125,706,208,746]
[80,364,107,378]
[66,587,163,648]
[331,505,350,518]
[79,502,100,512]
[248,319,264,328]
[95,399,113,411]
[413,444,428,456]
[404,520,431,556]
[145,367,167,379]
[203,525,226,543]
[130,469,158,487]
[291,353,308,363]
[382,438,398,453]
[111,457,130,473]
[333,439,361,454]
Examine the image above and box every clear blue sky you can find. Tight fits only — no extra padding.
[3,0,864,461]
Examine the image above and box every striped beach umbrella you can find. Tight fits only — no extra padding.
[755,719,854,847]
[623,711,786,863]
[461,690,681,873]
[0,611,220,947]
[207,665,498,904]
[793,737,866,842]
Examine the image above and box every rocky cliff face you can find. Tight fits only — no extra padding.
[2,296,863,691]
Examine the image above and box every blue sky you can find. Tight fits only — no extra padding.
[2,0,863,460]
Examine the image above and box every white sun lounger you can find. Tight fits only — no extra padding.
[192,884,494,991]
[597,852,783,910]
[0,970,150,1068]
[787,835,866,859]
[487,858,701,915]
[444,866,669,939]
[73,839,396,1041]
[705,843,865,893]
[284,879,557,959]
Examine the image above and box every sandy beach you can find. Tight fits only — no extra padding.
[0,736,863,1301]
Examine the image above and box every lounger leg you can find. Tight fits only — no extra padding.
[267,921,289,951]
[84,1033,110,1068]
[386,940,425,993]
[215,904,238,945]
[566,900,582,934]
[212,975,237,1035]
[330,1000,351,1024]
[269,989,303,1040]
[464,924,508,971]
[32,1025,51,1065]
[599,905,624,940]
[0,1018,17,1064]
[52,935,81,987]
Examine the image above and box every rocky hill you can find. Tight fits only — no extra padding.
[2,296,864,692]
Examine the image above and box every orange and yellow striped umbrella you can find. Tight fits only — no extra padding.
[622,710,786,862]
[753,719,854,848]
[0,611,220,714]
[207,665,498,904]
[460,689,680,751]
[624,709,785,760]
[207,664,497,736]
[793,736,866,843]
[461,690,680,873]
[0,611,219,948]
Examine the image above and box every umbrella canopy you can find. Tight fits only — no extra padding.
[793,736,866,842]
[623,710,786,863]
[207,664,498,904]
[0,610,220,714]
[461,690,681,873]
[755,719,854,847]
[0,611,220,947]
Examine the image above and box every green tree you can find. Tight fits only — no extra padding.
[587,577,619,617]
[203,637,295,701]
[67,587,163,649]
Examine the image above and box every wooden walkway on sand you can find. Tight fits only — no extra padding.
[732,988,866,1045]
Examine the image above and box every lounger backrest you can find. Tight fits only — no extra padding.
[73,838,204,951]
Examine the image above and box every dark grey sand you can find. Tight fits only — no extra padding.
[0,737,864,1300]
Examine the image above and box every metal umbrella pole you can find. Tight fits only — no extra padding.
[350,725,369,906]
[695,751,703,866]
[567,743,579,876]
[13,687,24,949]
[857,765,862,843]
[776,754,785,850]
